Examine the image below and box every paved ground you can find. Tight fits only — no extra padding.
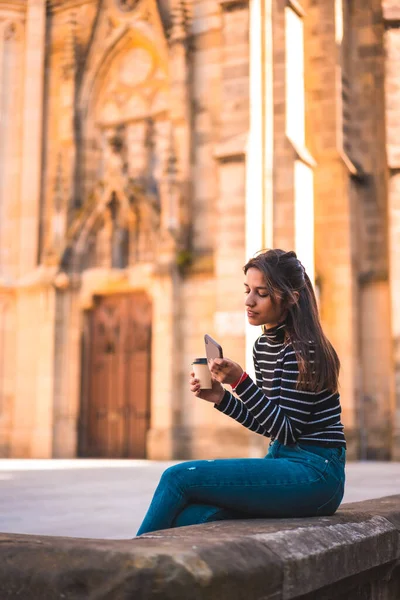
[0,459,399,539]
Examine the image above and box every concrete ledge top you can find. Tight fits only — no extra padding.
[0,495,399,600]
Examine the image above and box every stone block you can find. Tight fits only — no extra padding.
[0,496,399,599]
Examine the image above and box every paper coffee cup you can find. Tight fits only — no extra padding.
[192,358,212,389]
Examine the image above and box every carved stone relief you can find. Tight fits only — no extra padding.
[67,114,170,272]
[115,0,141,13]
[0,20,23,46]
[57,4,188,274]
[94,43,168,126]
[4,22,16,41]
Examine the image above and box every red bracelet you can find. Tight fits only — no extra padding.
[232,371,248,390]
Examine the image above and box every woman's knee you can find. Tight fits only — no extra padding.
[160,461,199,487]
[160,464,179,485]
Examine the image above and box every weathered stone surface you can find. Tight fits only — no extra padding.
[0,496,399,600]
[0,530,282,600]
[340,495,400,531]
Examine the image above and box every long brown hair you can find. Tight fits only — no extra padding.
[244,249,340,393]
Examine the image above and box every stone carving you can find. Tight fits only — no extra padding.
[96,47,155,125]
[4,23,16,41]
[168,1,191,43]
[115,0,141,13]
[61,13,77,80]
[105,16,118,38]
[119,48,153,86]
[108,192,129,268]
[68,120,165,270]
[103,127,128,186]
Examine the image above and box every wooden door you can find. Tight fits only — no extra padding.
[80,292,151,458]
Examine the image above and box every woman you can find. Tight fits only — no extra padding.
[136,249,346,535]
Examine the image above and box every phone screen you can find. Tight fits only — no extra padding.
[204,334,223,361]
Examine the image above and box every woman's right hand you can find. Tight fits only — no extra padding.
[189,372,225,405]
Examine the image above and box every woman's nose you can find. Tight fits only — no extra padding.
[245,295,255,307]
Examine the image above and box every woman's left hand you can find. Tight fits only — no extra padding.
[208,358,243,386]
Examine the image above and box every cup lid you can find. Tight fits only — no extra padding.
[192,357,208,365]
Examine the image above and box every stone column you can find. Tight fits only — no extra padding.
[52,286,82,458]
[245,0,275,386]
[0,19,24,279]
[303,0,360,457]
[208,0,252,457]
[387,173,400,461]
[383,1,400,460]
[18,0,46,276]
[10,0,51,458]
[147,263,182,459]
[11,280,56,458]
[303,0,394,459]
[43,11,77,265]
[146,2,193,459]
[347,0,392,459]
[0,292,15,457]
[167,1,193,240]
[0,14,24,457]
[215,16,249,341]
[213,155,251,457]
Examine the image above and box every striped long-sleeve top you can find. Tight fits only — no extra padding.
[215,323,346,447]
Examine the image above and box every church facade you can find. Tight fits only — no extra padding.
[0,0,399,460]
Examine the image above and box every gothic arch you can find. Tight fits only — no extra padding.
[74,10,172,207]
[62,2,179,274]
[77,9,170,119]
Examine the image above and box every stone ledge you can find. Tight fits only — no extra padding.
[0,495,399,600]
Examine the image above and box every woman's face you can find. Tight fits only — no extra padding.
[244,268,285,329]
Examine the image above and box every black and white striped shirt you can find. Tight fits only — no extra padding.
[216,323,346,447]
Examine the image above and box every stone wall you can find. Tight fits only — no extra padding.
[303,0,394,459]
[383,0,400,461]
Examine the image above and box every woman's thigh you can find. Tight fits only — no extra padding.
[164,452,343,518]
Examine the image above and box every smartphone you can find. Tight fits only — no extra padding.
[204,334,223,362]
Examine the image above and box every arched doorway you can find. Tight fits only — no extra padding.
[79,291,151,458]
